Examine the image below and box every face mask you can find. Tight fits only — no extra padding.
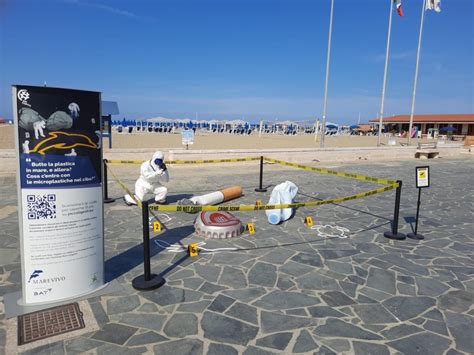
[154,158,164,168]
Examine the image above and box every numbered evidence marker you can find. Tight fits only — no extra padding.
[416,166,430,188]
[153,221,161,233]
[188,243,199,257]
[255,199,262,207]
[247,223,255,235]
[304,216,314,227]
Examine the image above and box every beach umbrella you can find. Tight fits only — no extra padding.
[350,124,360,130]
[326,124,338,129]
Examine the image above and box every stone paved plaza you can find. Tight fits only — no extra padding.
[1,157,473,354]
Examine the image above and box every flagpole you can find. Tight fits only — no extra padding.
[320,0,334,148]
[377,0,394,147]
[408,0,427,145]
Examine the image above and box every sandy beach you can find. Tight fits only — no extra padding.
[0,125,417,150]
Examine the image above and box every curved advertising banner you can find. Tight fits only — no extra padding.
[12,85,104,304]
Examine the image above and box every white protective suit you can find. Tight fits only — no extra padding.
[124,151,169,205]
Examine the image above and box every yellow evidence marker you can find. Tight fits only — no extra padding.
[188,243,199,257]
[153,221,161,233]
[247,223,255,235]
[304,216,314,227]
[255,199,262,207]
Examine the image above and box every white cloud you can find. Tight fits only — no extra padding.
[66,0,140,19]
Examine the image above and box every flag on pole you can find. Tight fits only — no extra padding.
[426,0,441,12]
[394,0,404,17]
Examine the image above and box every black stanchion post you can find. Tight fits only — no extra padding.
[132,200,166,290]
[384,180,406,240]
[255,156,267,192]
[103,159,116,203]
[407,187,424,240]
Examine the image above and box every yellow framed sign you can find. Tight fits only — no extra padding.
[416,166,430,188]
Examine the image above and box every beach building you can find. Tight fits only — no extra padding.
[370,114,474,138]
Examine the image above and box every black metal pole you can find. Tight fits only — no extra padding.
[255,156,267,192]
[407,187,424,240]
[384,180,406,240]
[132,200,166,290]
[103,159,116,203]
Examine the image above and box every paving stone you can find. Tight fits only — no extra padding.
[126,331,168,346]
[153,339,203,354]
[212,252,255,265]
[167,268,194,281]
[366,267,396,294]
[321,291,355,307]
[424,308,444,321]
[243,346,277,355]
[107,295,140,315]
[194,264,221,283]
[248,262,277,287]
[320,339,351,353]
[223,287,267,302]
[89,301,110,325]
[92,323,138,345]
[293,329,318,353]
[353,341,390,355]
[381,324,426,340]
[219,266,247,288]
[21,341,66,355]
[296,273,341,291]
[315,319,382,340]
[424,319,449,336]
[137,303,158,313]
[445,312,474,353]
[382,296,436,321]
[339,280,357,297]
[182,277,205,290]
[308,306,346,318]
[284,308,307,317]
[387,331,451,355]
[397,282,416,296]
[438,290,473,312]
[397,275,415,284]
[318,249,359,260]
[225,302,259,325]
[202,311,259,345]
[177,300,211,312]
[356,295,378,304]
[276,274,295,290]
[279,261,315,277]
[354,266,368,278]
[97,343,147,355]
[353,304,398,324]
[314,345,337,355]
[291,252,323,267]
[260,248,295,264]
[260,311,313,333]
[141,285,202,306]
[381,254,429,276]
[208,343,238,355]
[254,290,320,310]
[64,337,103,353]
[415,277,450,296]
[118,313,167,332]
[198,281,228,294]
[208,294,236,312]
[256,332,293,350]
[163,313,198,337]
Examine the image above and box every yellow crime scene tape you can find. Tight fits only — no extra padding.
[106,157,261,165]
[105,163,142,209]
[104,156,399,213]
[149,185,395,212]
[263,157,399,187]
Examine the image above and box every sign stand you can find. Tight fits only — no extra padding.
[407,166,429,240]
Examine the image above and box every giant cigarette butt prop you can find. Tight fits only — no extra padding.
[190,186,242,205]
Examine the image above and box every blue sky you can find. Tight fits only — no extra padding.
[0,0,472,123]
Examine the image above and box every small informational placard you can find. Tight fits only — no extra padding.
[181,130,194,146]
[13,85,104,304]
[416,166,430,188]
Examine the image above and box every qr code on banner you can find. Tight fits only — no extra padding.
[27,194,57,220]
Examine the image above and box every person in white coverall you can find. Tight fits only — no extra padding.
[124,151,169,205]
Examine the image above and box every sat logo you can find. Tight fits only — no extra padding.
[34,288,52,296]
